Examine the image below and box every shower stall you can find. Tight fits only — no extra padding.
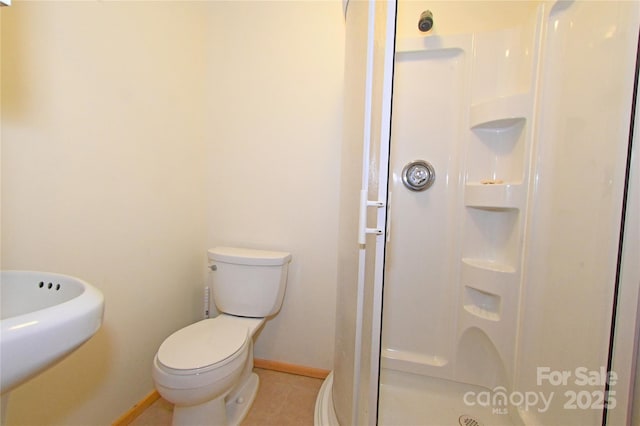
[316,1,640,425]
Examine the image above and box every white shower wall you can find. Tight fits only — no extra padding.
[517,2,638,423]
[384,0,541,390]
[378,1,639,425]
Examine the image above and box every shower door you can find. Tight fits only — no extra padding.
[332,1,396,425]
[377,1,640,426]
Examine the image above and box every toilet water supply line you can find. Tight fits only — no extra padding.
[204,286,211,319]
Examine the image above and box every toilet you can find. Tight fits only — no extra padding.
[152,246,292,426]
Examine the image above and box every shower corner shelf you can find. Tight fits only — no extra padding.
[463,285,502,322]
[470,93,529,129]
[463,304,501,322]
[462,257,516,274]
[464,304,500,321]
[464,182,524,209]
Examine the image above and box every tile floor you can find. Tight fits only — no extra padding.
[130,368,323,426]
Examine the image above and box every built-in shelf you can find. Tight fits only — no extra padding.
[382,348,448,367]
[380,348,449,377]
[456,21,539,391]
[463,286,501,321]
[462,207,520,271]
[395,34,472,54]
[466,116,526,184]
[462,257,516,273]
[470,94,529,129]
[464,182,524,209]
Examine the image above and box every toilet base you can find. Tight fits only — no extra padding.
[226,372,259,426]
[171,372,259,426]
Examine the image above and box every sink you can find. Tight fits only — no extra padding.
[0,271,105,394]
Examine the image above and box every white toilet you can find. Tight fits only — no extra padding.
[152,246,292,426]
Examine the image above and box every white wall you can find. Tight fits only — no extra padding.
[1,1,343,424]
[1,3,210,424]
[205,1,343,370]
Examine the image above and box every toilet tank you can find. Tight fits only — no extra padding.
[208,247,292,318]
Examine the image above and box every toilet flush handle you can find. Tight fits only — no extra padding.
[209,264,217,271]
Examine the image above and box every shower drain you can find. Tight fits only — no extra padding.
[459,414,483,426]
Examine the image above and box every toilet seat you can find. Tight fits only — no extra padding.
[157,318,249,374]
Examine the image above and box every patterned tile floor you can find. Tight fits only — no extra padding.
[130,368,323,426]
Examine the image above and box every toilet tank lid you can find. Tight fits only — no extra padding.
[208,246,292,266]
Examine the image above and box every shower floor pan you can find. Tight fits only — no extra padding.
[379,369,515,426]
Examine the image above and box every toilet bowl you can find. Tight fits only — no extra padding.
[153,315,264,425]
[152,247,291,426]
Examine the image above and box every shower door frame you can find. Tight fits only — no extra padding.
[353,0,396,424]
[605,42,640,425]
[332,1,397,425]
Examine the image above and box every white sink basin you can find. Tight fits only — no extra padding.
[0,271,105,394]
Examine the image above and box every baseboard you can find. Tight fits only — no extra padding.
[254,358,331,379]
[113,359,329,425]
[111,390,160,426]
